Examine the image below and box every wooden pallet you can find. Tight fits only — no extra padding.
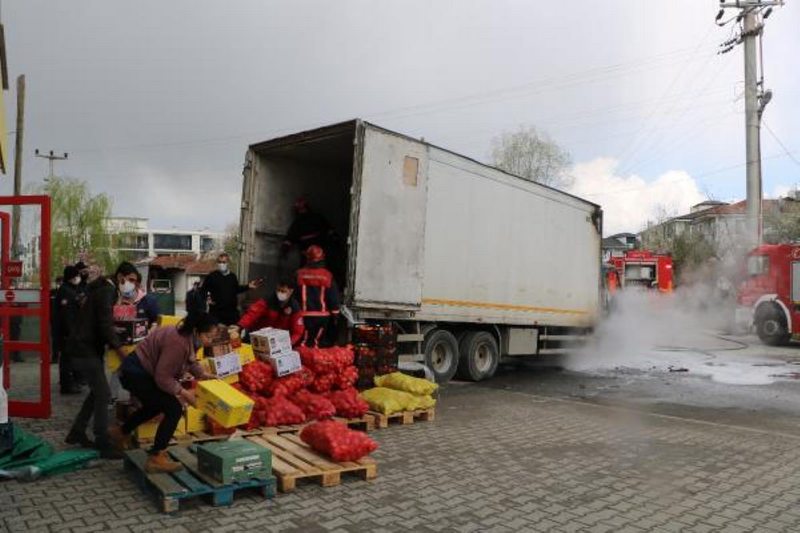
[246,433,377,493]
[262,415,377,436]
[135,428,265,448]
[123,446,276,513]
[368,408,435,429]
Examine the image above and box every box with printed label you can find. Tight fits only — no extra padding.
[270,351,302,377]
[114,318,148,345]
[196,379,254,428]
[197,440,272,484]
[208,352,242,378]
[250,328,292,357]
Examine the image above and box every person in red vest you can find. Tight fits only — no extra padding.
[237,279,305,347]
[296,245,340,346]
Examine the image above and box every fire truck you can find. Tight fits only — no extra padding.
[606,250,673,293]
[736,243,800,346]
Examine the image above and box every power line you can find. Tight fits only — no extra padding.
[762,120,800,169]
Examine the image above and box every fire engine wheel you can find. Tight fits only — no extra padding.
[755,306,790,346]
[456,331,499,382]
[423,329,459,383]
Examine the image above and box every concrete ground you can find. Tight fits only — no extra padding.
[2,334,800,532]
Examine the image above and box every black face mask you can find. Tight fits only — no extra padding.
[80,273,88,282]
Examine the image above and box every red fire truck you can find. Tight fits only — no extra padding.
[606,250,673,293]
[736,243,800,345]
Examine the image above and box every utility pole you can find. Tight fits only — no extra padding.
[11,75,24,259]
[34,149,68,180]
[717,1,782,249]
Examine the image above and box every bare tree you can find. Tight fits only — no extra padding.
[491,126,572,189]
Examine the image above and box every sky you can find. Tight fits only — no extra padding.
[2,0,799,236]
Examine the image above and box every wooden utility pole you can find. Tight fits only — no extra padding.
[11,74,23,258]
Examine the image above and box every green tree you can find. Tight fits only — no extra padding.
[491,125,572,189]
[41,177,117,276]
[222,222,240,272]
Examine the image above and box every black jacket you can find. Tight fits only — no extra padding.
[201,270,248,325]
[63,277,121,358]
[53,282,83,350]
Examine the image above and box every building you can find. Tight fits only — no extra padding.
[602,232,638,262]
[108,217,224,261]
[106,217,225,313]
[639,197,800,261]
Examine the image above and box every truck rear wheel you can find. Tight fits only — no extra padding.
[756,306,790,346]
[457,331,499,382]
[423,329,459,383]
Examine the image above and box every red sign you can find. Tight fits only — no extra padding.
[3,261,22,278]
[5,289,15,302]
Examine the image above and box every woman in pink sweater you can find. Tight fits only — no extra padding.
[115,312,217,473]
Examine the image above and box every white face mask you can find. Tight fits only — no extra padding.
[70,276,81,285]
[276,291,291,303]
[217,263,229,274]
[120,280,136,296]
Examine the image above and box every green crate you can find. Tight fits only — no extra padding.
[196,441,271,484]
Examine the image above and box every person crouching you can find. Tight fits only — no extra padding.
[114,312,216,473]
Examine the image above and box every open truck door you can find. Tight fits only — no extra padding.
[0,195,51,418]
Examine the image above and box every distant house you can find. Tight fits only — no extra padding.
[639,197,800,261]
[602,232,638,262]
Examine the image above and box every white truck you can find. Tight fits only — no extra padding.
[239,120,602,382]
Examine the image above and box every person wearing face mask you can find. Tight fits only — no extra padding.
[200,252,263,326]
[115,263,159,327]
[64,262,125,459]
[296,245,341,346]
[237,279,305,346]
[115,312,217,473]
[53,265,85,395]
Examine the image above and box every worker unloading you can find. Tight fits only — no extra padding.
[296,245,340,346]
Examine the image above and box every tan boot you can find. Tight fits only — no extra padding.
[144,451,183,474]
[108,424,132,451]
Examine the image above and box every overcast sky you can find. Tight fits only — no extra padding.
[3,0,799,235]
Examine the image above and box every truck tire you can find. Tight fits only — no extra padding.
[456,331,499,382]
[755,305,790,346]
[423,329,459,383]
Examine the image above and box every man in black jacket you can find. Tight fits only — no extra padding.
[54,265,84,394]
[64,264,125,458]
[201,253,262,326]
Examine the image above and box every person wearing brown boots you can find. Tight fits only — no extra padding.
[116,312,217,473]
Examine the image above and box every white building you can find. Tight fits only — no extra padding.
[107,217,224,261]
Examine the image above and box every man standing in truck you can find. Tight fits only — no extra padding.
[281,197,334,257]
[296,245,340,346]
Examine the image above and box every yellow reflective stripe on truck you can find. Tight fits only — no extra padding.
[421,298,590,316]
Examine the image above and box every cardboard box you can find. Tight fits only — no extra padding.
[135,415,187,440]
[105,344,137,372]
[205,342,233,358]
[237,344,256,366]
[197,440,271,484]
[250,328,292,357]
[185,406,207,433]
[208,352,242,378]
[114,318,148,345]
[157,314,183,327]
[270,351,302,377]
[196,380,254,428]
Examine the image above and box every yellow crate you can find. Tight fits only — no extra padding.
[135,415,187,440]
[221,373,239,385]
[237,344,256,366]
[105,344,137,372]
[185,406,207,433]
[196,380,254,428]
[157,314,183,327]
